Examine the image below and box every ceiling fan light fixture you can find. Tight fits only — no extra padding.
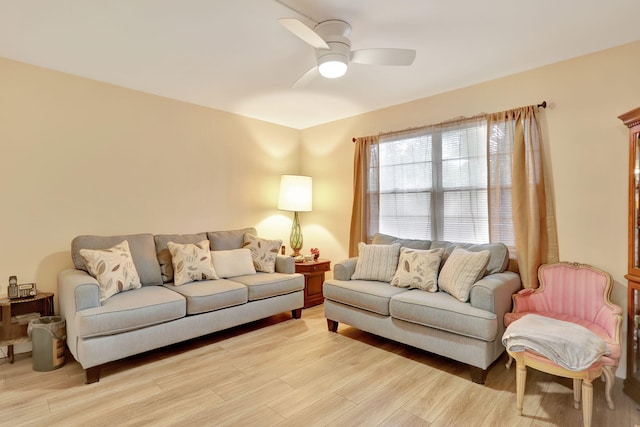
[318,54,348,78]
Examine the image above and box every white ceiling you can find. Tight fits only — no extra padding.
[1,0,638,129]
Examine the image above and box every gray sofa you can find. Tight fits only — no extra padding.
[58,227,304,384]
[323,233,521,383]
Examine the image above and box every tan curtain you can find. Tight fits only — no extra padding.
[488,106,559,288]
[349,135,379,257]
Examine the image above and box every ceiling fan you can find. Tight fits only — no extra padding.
[278,17,416,88]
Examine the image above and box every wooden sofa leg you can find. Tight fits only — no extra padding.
[292,308,302,319]
[327,319,339,332]
[85,366,101,384]
[470,366,488,384]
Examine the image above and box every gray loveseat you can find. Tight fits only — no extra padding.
[323,233,521,383]
[58,227,304,384]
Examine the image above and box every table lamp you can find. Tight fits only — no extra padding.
[278,174,312,257]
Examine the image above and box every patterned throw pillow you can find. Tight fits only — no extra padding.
[80,240,142,302]
[167,240,219,286]
[438,246,490,302]
[243,234,282,273]
[351,242,401,282]
[391,247,443,291]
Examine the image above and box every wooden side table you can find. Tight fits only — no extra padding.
[295,259,331,308]
[0,292,54,363]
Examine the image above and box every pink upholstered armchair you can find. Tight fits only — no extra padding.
[504,262,623,409]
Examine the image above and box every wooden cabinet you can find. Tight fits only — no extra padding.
[295,259,331,308]
[0,292,54,363]
[620,107,640,402]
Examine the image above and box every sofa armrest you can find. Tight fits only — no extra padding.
[58,269,101,316]
[470,271,522,315]
[333,257,358,281]
[275,255,295,274]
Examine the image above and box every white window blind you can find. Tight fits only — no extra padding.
[377,117,489,244]
[488,120,516,247]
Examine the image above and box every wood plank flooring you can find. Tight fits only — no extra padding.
[1,304,638,426]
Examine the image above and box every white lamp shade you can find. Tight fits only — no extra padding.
[278,175,312,212]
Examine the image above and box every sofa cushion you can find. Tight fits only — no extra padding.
[79,240,142,302]
[243,234,282,273]
[372,233,431,250]
[211,248,256,278]
[323,279,408,316]
[164,279,248,315]
[430,241,509,275]
[391,247,443,291]
[72,234,162,286]
[438,247,490,302]
[75,286,186,338]
[154,233,208,283]
[390,290,498,341]
[167,240,219,286]
[208,227,257,251]
[230,272,304,301]
[352,242,401,282]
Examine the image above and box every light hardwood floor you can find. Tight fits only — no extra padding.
[1,304,638,427]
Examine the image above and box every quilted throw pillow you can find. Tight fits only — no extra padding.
[80,240,142,302]
[243,234,282,273]
[167,240,219,286]
[438,246,490,302]
[390,247,443,291]
[351,242,401,282]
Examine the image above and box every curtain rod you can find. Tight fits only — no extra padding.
[352,100,548,142]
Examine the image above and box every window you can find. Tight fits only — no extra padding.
[353,105,555,288]
[375,117,493,244]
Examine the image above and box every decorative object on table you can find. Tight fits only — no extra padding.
[310,247,320,260]
[278,174,312,257]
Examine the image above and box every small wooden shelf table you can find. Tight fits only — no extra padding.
[0,292,54,363]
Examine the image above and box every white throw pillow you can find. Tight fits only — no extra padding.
[391,247,443,291]
[438,246,490,302]
[210,248,256,278]
[80,240,142,302]
[351,242,401,282]
[167,240,219,286]
[243,234,282,273]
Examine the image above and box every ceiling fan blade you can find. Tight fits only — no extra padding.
[292,66,319,89]
[278,18,329,50]
[351,48,416,66]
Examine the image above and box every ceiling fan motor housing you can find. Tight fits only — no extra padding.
[314,20,352,77]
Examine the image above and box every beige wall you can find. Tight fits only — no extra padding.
[301,41,640,377]
[0,57,300,302]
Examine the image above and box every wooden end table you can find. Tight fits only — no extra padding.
[295,259,331,308]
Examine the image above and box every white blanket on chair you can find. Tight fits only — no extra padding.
[502,314,609,371]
